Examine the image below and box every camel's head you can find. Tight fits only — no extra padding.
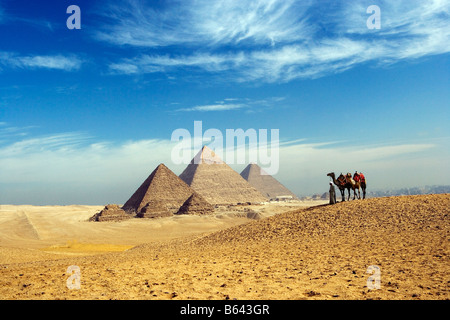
[326,172,334,177]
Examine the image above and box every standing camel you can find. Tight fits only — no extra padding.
[327,172,351,202]
[348,172,361,200]
[359,172,367,199]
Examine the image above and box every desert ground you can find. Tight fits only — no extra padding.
[0,195,448,300]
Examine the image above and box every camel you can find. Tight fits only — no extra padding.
[327,172,361,201]
[348,173,361,200]
[358,172,367,199]
[327,172,351,201]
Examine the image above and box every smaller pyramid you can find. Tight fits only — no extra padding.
[176,193,215,216]
[136,200,172,219]
[122,163,195,214]
[240,163,299,201]
[89,204,132,222]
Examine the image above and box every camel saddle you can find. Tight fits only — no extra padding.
[337,175,346,186]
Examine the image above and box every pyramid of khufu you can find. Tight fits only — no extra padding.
[122,163,196,215]
[179,146,268,205]
[240,163,299,201]
[176,192,215,216]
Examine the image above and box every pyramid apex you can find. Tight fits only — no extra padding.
[192,145,224,164]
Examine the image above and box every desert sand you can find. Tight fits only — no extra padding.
[0,195,448,300]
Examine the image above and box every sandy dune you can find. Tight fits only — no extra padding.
[0,201,315,263]
[0,195,448,300]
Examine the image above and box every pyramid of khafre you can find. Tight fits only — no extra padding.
[179,146,268,205]
[240,163,299,201]
[122,163,195,214]
[176,193,215,216]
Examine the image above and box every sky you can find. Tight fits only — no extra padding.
[0,0,449,205]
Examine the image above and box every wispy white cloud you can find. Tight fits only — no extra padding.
[0,52,83,71]
[102,0,450,82]
[96,0,313,47]
[177,103,246,112]
[0,3,54,30]
[173,97,285,112]
[108,52,244,75]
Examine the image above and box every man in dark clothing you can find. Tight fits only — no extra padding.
[329,182,336,204]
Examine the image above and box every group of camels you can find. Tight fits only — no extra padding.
[327,172,367,201]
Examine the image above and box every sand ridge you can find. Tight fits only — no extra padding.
[0,195,448,300]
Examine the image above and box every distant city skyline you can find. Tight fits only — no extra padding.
[0,0,449,205]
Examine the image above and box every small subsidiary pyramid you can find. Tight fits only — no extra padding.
[122,163,195,214]
[89,204,131,222]
[136,200,172,219]
[240,163,299,201]
[179,146,268,205]
[176,192,215,216]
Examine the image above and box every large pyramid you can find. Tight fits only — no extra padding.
[240,163,299,201]
[179,146,268,205]
[122,163,195,214]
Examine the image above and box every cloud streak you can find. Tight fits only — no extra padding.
[101,0,450,82]
[176,104,246,112]
[0,52,83,72]
[173,97,285,112]
[96,0,313,47]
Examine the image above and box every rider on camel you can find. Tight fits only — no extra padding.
[353,171,360,183]
[359,172,366,183]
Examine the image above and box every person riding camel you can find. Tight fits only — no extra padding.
[346,172,354,184]
[337,173,346,186]
[353,171,360,183]
[359,172,366,183]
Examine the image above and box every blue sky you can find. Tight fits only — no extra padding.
[0,0,449,205]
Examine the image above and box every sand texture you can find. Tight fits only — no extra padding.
[0,195,448,300]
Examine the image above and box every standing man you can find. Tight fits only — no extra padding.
[329,181,336,205]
